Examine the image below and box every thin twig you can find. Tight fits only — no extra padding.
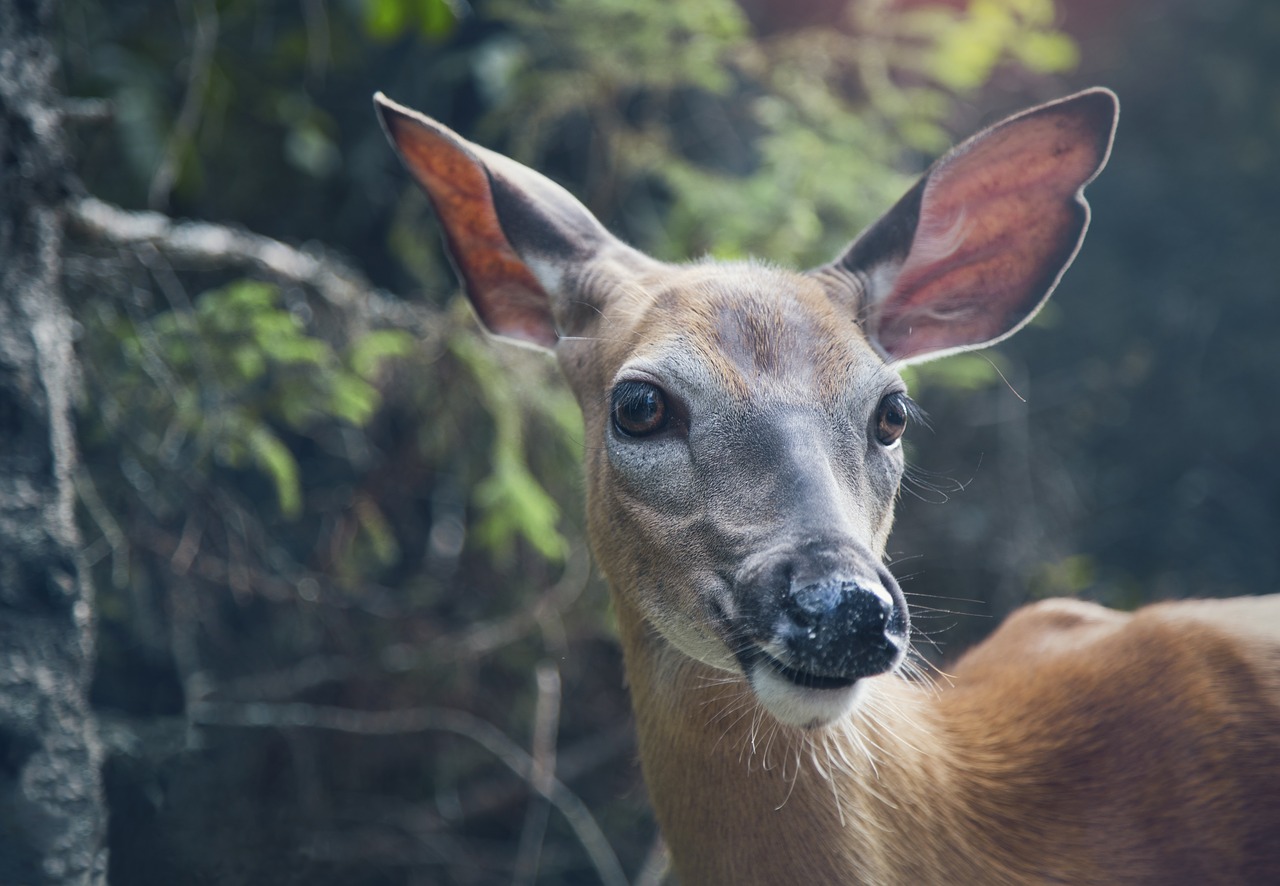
[634,834,671,886]
[149,0,219,210]
[73,465,130,589]
[133,242,230,457]
[442,722,634,824]
[189,699,629,886]
[301,0,331,81]
[168,511,204,576]
[436,542,592,661]
[512,662,562,885]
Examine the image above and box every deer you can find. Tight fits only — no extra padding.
[374,87,1280,884]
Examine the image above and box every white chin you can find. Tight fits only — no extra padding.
[751,665,867,729]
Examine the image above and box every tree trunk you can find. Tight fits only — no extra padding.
[0,0,108,880]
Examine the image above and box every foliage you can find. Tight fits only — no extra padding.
[364,0,460,42]
[451,331,576,564]
[83,280,408,519]
[482,0,1077,265]
[906,0,1077,92]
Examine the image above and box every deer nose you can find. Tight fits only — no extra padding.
[775,575,906,681]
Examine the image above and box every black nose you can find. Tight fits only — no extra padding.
[776,575,906,680]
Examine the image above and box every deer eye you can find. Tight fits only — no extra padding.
[612,381,669,437]
[875,392,909,446]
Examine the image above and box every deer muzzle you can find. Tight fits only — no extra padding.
[728,544,908,727]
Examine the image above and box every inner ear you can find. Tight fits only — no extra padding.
[375,93,657,349]
[813,88,1118,364]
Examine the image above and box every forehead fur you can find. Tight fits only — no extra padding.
[593,260,885,402]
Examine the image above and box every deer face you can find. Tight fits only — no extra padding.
[559,263,910,727]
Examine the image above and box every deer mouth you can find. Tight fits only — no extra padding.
[735,644,861,692]
[734,643,869,728]
[755,650,861,691]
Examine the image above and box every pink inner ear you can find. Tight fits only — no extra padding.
[875,106,1109,362]
[385,113,558,348]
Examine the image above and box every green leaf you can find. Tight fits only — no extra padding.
[450,330,570,563]
[349,329,415,380]
[418,0,458,40]
[473,455,567,563]
[259,334,327,366]
[230,344,267,381]
[364,0,410,40]
[247,424,302,518]
[356,498,401,567]
[328,374,381,427]
[1015,32,1080,73]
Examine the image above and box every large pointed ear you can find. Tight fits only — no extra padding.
[374,93,652,349]
[814,88,1118,364]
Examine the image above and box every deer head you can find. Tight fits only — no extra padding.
[376,89,1117,730]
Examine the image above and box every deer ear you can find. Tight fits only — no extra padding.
[816,88,1118,364]
[374,93,650,349]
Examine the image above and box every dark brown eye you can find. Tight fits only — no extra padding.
[612,381,668,437]
[875,392,908,446]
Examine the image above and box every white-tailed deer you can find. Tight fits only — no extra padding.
[375,89,1280,884]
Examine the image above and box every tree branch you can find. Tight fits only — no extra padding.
[65,195,442,338]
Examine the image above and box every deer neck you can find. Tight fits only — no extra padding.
[613,595,984,885]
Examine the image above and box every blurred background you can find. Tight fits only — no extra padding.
[46,0,1280,882]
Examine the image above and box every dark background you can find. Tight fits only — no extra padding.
[46,0,1280,882]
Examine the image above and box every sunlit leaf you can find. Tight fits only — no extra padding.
[349,329,415,380]
[450,330,569,563]
[418,0,458,40]
[473,454,567,563]
[1015,31,1080,73]
[247,423,302,518]
[363,0,410,40]
[328,374,381,427]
